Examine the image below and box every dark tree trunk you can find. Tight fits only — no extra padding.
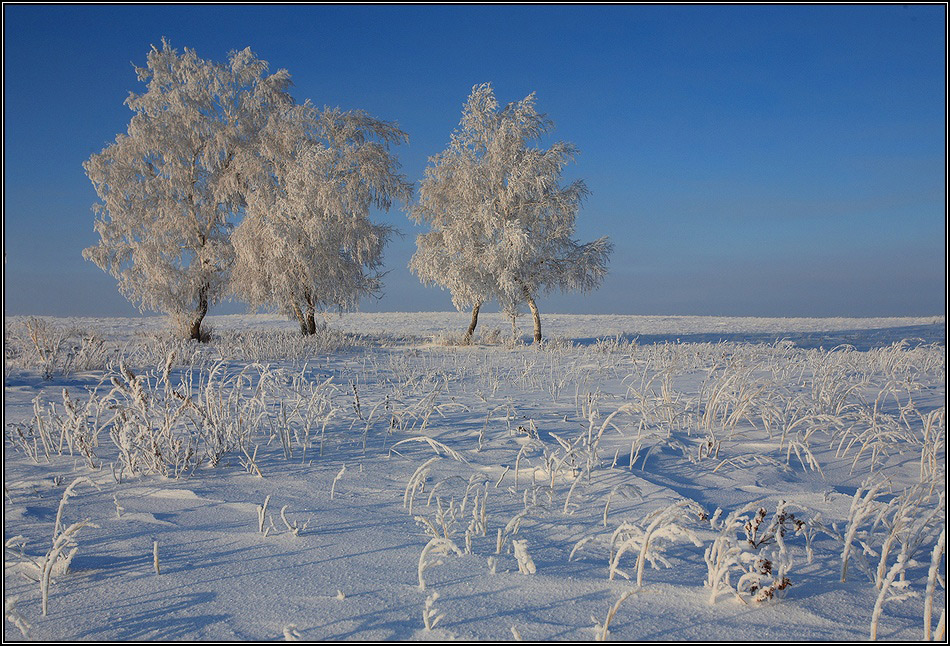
[188,288,209,342]
[463,302,481,344]
[305,295,317,335]
[291,301,309,336]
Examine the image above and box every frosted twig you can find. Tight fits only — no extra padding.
[390,436,469,463]
[330,464,346,500]
[257,495,271,533]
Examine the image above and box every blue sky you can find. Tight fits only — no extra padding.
[3,4,946,317]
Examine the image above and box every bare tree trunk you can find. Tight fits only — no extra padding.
[290,301,309,336]
[524,292,542,344]
[305,294,317,335]
[463,302,481,344]
[188,287,209,342]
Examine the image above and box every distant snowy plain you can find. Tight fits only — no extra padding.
[3,313,946,641]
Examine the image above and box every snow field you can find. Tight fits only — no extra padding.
[3,313,946,641]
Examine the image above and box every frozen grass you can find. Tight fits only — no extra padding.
[3,313,945,641]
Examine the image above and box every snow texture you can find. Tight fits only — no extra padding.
[3,312,945,641]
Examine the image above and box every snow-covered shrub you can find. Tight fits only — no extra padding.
[705,500,815,605]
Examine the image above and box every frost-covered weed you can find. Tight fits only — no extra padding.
[330,464,346,500]
[5,407,51,465]
[511,539,537,574]
[106,362,203,477]
[4,318,375,379]
[704,500,815,605]
[5,318,113,379]
[836,480,889,583]
[422,591,444,631]
[212,328,348,363]
[418,537,463,591]
[609,499,706,586]
[872,486,944,590]
[257,495,271,534]
[865,487,945,639]
[390,436,468,463]
[593,588,637,641]
[429,330,475,347]
[4,597,31,638]
[20,477,100,616]
[590,334,636,355]
[279,505,311,537]
[923,526,946,641]
[282,624,303,641]
[917,407,945,484]
[10,356,351,480]
[5,388,110,468]
[415,485,485,546]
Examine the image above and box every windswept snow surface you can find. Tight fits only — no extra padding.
[3,313,946,641]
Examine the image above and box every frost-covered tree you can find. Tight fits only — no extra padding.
[230,106,411,334]
[409,83,612,343]
[83,40,294,340]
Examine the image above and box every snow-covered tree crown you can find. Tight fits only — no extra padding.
[230,102,413,326]
[82,39,294,333]
[409,82,612,314]
[83,39,411,338]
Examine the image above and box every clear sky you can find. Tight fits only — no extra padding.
[3,4,946,318]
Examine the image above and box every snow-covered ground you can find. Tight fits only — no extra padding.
[3,313,946,641]
[12,311,942,347]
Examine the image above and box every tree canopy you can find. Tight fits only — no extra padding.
[230,105,411,335]
[409,83,611,342]
[84,40,409,339]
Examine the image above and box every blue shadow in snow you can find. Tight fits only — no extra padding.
[569,324,944,352]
